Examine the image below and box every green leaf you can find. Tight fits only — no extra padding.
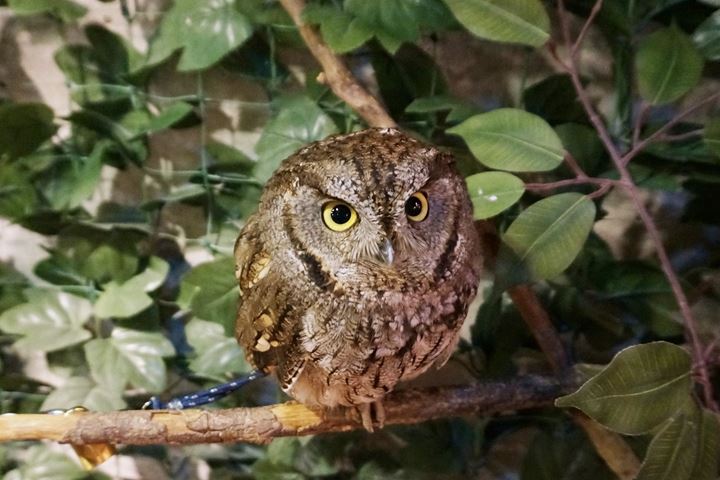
[442,0,550,47]
[0,103,56,159]
[693,9,720,60]
[147,0,253,71]
[0,163,39,220]
[405,95,480,123]
[3,445,87,480]
[0,290,92,353]
[137,102,196,137]
[556,341,693,435]
[41,148,104,210]
[93,257,168,319]
[7,0,86,22]
[303,4,373,53]
[254,96,338,182]
[555,123,605,176]
[465,172,525,219]
[503,193,595,280]
[705,118,720,157]
[84,327,174,393]
[636,26,704,105]
[690,408,720,480]
[636,412,697,480]
[186,318,248,379]
[523,74,586,126]
[178,257,238,335]
[41,376,126,412]
[448,108,565,172]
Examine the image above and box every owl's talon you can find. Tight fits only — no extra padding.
[357,401,385,432]
[357,403,374,432]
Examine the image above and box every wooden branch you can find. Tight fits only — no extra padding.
[508,285,569,373]
[0,378,567,445]
[279,0,397,128]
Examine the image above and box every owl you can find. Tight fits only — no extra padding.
[234,128,482,431]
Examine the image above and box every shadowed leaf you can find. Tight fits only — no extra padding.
[636,26,704,104]
[503,193,595,280]
[442,0,550,47]
[556,342,693,435]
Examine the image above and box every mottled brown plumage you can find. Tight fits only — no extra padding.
[234,128,482,430]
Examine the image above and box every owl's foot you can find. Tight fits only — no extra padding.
[357,400,385,432]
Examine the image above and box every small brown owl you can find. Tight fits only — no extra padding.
[234,128,482,430]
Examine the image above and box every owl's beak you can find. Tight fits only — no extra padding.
[379,238,395,265]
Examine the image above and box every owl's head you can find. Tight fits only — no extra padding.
[264,128,474,285]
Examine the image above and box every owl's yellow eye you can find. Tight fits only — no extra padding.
[322,201,358,232]
[405,192,429,222]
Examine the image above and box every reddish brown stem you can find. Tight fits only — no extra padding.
[508,285,569,373]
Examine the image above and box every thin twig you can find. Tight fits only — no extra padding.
[0,379,568,445]
[632,102,650,148]
[278,0,396,128]
[556,0,717,411]
[622,91,720,166]
[654,129,704,143]
[524,177,615,192]
[508,286,569,373]
[571,0,604,58]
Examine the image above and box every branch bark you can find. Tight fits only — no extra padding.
[0,378,567,445]
[278,0,397,128]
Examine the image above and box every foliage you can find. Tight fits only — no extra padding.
[0,0,719,478]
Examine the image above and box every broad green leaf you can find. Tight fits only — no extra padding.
[3,445,86,480]
[84,327,174,393]
[405,95,480,123]
[137,102,195,137]
[41,148,103,210]
[343,0,454,53]
[442,0,550,47]
[147,0,253,71]
[0,103,56,159]
[7,0,86,22]
[689,408,720,480]
[186,318,248,379]
[448,108,565,172]
[636,413,697,480]
[254,96,338,182]
[66,110,146,165]
[124,257,169,292]
[693,9,720,60]
[0,263,27,314]
[0,163,39,220]
[305,0,456,54]
[555,123,605,176]
[178,257,238,335]
[465,172,525,219]
[523,74,585,126]
[41,376,126,412]
[93,257,168,318]
[556,342,693,435]
[303,4,373,53]
[0,290,92,353]
[705,118,720,158]
[503,193,595,280]
[636,26,704,105]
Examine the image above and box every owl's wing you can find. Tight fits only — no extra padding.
[234,215,302,376]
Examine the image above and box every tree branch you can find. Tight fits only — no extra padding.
[278,0,397,128]
[0,378,567,445]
